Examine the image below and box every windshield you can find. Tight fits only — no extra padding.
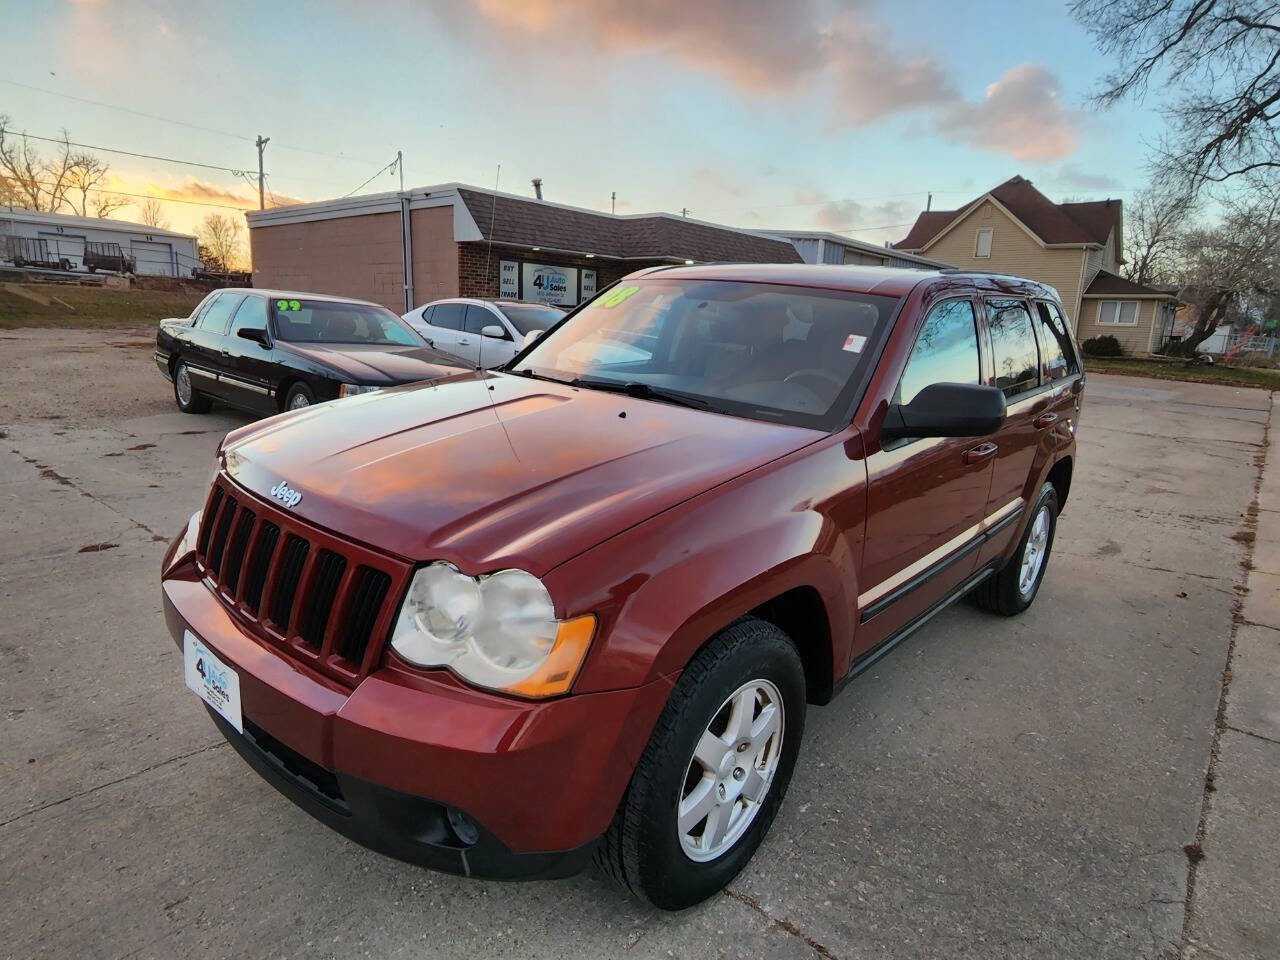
[271,298,422,346]
[500,303,565,336]
[514,279,900,430]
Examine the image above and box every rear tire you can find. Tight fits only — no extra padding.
[595,617,806,910]
[173,360,212,414]
[973,482,1058,616]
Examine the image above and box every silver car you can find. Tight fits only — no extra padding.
[402,298,565,369]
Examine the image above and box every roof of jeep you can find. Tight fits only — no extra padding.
[625,263,1060,301]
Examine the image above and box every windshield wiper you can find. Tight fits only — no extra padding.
[570,377,720,412]
[508,368,574,385]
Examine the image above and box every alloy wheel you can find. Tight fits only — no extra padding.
[1019,505,1051,597]
[677,679,784,863]
[176,364,193,406]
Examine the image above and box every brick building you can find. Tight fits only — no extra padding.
[246,183,802,314]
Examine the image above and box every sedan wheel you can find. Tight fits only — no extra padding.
[284,383,316,410]
[173,360,211,414]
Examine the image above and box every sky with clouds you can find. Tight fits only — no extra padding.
[3,0,1166,243]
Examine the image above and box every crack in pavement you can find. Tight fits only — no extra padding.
[1088,423,1264,449]
[9,444,164,539]
[1178,390,1273,957]
[0,740,227,829]
[1222,724,1280,747]
[723,888,840,959]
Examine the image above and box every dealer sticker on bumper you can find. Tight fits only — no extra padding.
[183,630,242,733]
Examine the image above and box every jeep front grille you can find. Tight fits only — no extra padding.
[194,476,410,685]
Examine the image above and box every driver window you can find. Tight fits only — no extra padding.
[897,299,980,405]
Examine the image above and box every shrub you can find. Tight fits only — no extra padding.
[1081,335,1123,358]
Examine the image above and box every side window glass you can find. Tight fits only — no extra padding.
[229,296,268,336]
[189,294,214,325]
[986,298,1040,397]
[197,294,242,335]
[464,305,505,336]
[897,298,981,406]
[432,303,466,331]
[1035,301,1079,381]
[420,305,434,326]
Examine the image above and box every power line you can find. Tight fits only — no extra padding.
[341,156,400,198]
[4,130,252,174]
[0,77,385,165]
[17,176,255,211]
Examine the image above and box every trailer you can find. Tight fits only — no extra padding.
[83,241,137,274]
[4,236,72,271]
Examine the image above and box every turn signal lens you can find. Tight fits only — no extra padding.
[504,615,597,698]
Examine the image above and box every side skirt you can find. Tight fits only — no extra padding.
[834,560,1001,694]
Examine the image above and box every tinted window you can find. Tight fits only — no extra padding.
[189,294,215,325]
[898,298,980,405]
[431,303,466,331]
[501,303,565,336]
[197,293,243,334]
[272,299,421,346]
[1035,301,1079,381]
[464,305,506,337]
[986,298,1040,397]
[229,295,268,336]
[518,279,899,431]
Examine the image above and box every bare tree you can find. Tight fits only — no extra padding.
[197,213,245,271]
[63,152,130,218]
[0,118,76,211]
[1072,0,1280,192]
[1122,185,1194,286]
[138,198,170,230]
[1169,180,1280,355]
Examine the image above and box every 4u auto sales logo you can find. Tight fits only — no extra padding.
[530,268,568,296]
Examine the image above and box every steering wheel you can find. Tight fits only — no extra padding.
[783,368,844,394]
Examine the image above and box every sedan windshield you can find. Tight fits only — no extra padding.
[514,279,900,430]
[500,303,565,336]
[272,299,422,346]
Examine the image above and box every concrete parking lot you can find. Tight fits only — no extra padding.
[2,327,1276,959]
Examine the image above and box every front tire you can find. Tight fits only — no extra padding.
[173,360,212,414]
[596,618,806,910]
[973,482,1058,616]
[284,383,315,410]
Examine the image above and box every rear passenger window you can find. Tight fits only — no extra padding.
[986,298,1040,398]
[1035,301,1079,381]
[898,298,980,405]
[197,293,243,335]
[432,303,466,331]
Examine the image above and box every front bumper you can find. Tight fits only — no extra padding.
[161,557,674,879]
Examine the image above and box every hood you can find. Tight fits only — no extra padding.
[276,341,465,384]
[220,372,822,574]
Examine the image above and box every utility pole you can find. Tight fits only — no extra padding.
[397,150,403,192]
[255,135,270,210]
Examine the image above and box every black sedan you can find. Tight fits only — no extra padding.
[155,289,465,416]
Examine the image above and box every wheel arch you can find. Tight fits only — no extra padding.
[1046,455,1073,512]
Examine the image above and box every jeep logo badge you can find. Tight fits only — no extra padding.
[270,481,302,508]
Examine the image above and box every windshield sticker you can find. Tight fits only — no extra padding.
[842,334,867,353]
[276,299,301,311]
[598,286,639,309]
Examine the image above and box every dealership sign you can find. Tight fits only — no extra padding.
[522,262,577,305]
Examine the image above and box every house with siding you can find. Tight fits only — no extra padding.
[894,176,1179,354]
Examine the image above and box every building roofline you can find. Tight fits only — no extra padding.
[0,205,196,240]
[765,229,951,267]
[245,181,793,246]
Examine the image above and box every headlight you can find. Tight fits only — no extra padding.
[390,562,596,698]
[338,383,381,398]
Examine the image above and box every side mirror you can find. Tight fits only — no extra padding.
[523,329,543,348]
[481,324,507,340]
[237,326,270,347]
[880,382,1006,443]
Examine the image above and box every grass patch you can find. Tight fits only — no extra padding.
[0,284,203,330]
[1086,357,1280,390]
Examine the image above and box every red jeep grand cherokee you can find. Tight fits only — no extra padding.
[161,265,1082,909]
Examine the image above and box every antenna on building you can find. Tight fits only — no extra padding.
[531,178,543,200]
[926,191,932,212]
[682,207,689,218]
[611,191,616,215]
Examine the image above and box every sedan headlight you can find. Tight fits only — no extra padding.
[390,562,595,698]
[338,383,381,398]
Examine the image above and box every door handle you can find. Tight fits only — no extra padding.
[219,349,231,357]
[457,338,471,345]
[963,441,998,465]
[1034,412,1059,429]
